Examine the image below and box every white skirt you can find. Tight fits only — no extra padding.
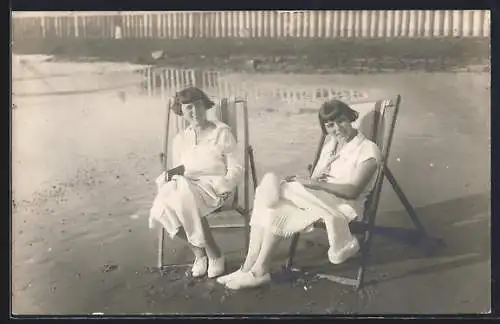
[149,175,224,247]
[249,172,359,262]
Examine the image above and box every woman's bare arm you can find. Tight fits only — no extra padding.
[299,158,379,200]
[211,128,244,195]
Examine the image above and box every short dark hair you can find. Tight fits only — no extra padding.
[318,99,359,133]
[170,86,215,116]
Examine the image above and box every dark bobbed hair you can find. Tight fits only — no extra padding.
[318,99,359,134]
[170,86,215,116]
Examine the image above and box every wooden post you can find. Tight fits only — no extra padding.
[157,228,165,269]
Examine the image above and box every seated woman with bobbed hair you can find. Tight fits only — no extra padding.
[216,99,382,290]
[149,87,244,279]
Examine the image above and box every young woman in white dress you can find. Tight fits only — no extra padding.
[217,99,382,290]
[149,87,243,279]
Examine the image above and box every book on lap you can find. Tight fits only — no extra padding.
[166,164,185,181]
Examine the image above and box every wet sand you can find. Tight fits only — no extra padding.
[11,56,490,315]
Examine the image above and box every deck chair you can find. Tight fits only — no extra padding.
[156,97,258,268]
[284,95,445,290]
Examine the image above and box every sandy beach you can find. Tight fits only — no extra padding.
[11,55,490,315]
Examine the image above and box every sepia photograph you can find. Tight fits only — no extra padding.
[11,10,491,315]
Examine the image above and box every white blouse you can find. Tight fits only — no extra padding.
[171,120,244,195]
[311,132,382,218]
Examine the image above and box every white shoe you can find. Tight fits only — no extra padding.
[191,256,208,277]
[216,267,245,285]
[207,256,226,278]
[328,238,360,265]
[225,271,271,290]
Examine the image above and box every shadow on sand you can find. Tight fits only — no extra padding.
[275,191,490,287]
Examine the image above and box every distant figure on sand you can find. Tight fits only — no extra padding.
[217,99,382,290]
[148,87,243,279]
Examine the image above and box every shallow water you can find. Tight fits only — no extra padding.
[11,55,490,314]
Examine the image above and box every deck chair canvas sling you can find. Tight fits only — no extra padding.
[284,95,445,290]
[156,97,258,269]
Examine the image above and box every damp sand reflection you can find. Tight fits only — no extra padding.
[136,67,370,106]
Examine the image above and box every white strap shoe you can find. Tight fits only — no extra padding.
[191,256,208,278]
[225,271,271,290]
[216,267,245,284]
[208,256,226,278]
[328,238,360,265]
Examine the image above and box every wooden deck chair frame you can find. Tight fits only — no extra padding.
[157,97,258,269]
[284,95,445,290]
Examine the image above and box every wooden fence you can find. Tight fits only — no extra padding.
[12,10,490,40]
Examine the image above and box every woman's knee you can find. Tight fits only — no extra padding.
[256,172,280,196]
[260,172,280,186]
[253,172,282,209]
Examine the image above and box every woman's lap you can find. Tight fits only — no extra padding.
[250,172,352,237]
[150,177,221,242]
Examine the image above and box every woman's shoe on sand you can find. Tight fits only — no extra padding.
[225,271,271,290]
[207,256,226,278]
[216,268,245,285]
[191,256,208,278]
[328,238,360,265]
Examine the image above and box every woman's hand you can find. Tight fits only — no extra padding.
[155,171,167,189]
[285,174,312,182]
[315,174,330,182]
[284,175,323,189]
[296,178,324,190]
[218,192,232,200]
[295,177,313,186]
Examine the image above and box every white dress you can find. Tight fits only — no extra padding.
[250,132,381,263]
[148,121,244,247]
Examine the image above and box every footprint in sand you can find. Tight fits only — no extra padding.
[101,264,119,273]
